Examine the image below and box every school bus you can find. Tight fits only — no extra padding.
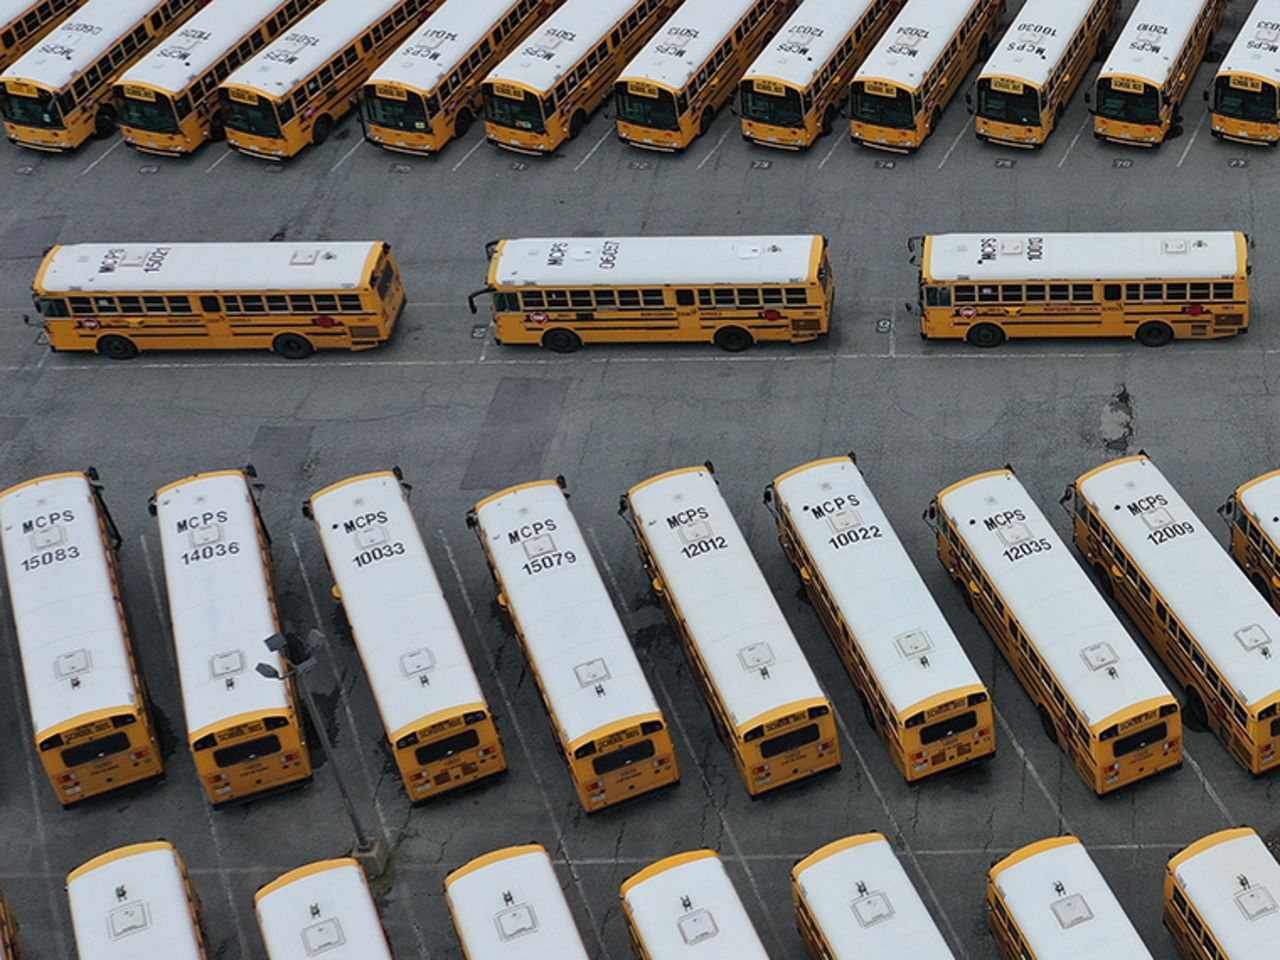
[32,240,405,360]
[468,478,680,812]
[1208,0,1280,145]
[255,860,392,960]
[306,470,508,802]
[0,0,201,151]
[151,469,312,804]
[481,0,671,155]
[614,0,790,152]
[913,231,1251,347]
[114,0,320,156]
[766,455,995,782]
[0,888,18,960]
[1164,827,1280,960]
[0,471,163,806]
[1070,455,1280,775]
[850,0,1005,152]
[469,234,834,352]
[446,845,590,960]
[929,469,1182,795]
[973,0,1119,147]
[622,464,841,796]
[362,0,560,156]
[1091,0,1226,146]
[739,0,904,150]
[1220,469,1280,610]
[988,837,1154,959]
[0,0,86,74]
[67,841,207,960]
[218,0,438,160]
[793,834,953,959]
[621,851,769,959]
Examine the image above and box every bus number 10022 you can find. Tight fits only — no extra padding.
[828,526,882,550]
[21,545,81,570]
[522,550,576,575]
[352,541,406,568]
[181,541,241,565]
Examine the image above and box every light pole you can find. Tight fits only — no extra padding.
[257,629,389,876]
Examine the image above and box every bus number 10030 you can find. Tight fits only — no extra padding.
[522,550,576,575]
[21,545,81,570]
[181,541,241,565]
[352,542,406,568]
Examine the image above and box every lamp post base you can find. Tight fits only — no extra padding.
[352,835,390,878]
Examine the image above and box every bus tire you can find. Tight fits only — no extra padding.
[929,107,941,133]
[965,323,1005,348]
[93,105,118,139]
[454,108,474,138]
[978,34,993,60]
[1136,321,1173,347]
[699,108,714,138]
[1184,686,1208,731]
[541,328,581,353]
[209,111,226,141]
[96,335,137,360]
[569,110,588,140]
[713,326,753,352]
[1093,563,1114,598]
[1038,706,1058,746]
[312,115,334,146]
[821,105,837,137]
[1252,573,1271,598]
[273,333,314,359]
[857,692,875,728]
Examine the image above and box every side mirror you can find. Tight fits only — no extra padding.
[1201,88,1209,103]
[902,301,915,315]
[964,89,974,114]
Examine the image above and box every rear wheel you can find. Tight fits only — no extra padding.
[569,110,588,140]
[1252,573,1271,599]
[94,105,118,139]
[699,108,714,138]
[272,333,314,359]
[312,115,334,146]
[713,326,753,352]
[542,328,582,353]
[929,107,941,133]
[1093,563,1115,598]
[96,335,137,360]
[1136,321,1174,347]
[1038,706,1058,746]
[966,323,1005,348]
[1184,686,1208,731]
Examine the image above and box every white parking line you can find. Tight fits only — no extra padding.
[1180,745,1235,825]
[204,149,232,173]
[991,704,1074,836]
[79,139,122,176]
[572,129,613,171]
[696,126,733,169]
[1177,113,1207,168]
[450,137,486,172]
[936,125,968,169]
[817,135,843,170]
[1057,117,1090,169]
[331,138,366,172]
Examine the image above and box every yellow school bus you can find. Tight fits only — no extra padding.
[614,0,791,152]
[0,0,86,73]
[114,0,320,155]
[481,0,671,155]
[255,860,393,959]
[850,0,1005,152]
[32,240,405,359]
[0,471,164,806]
[1220,469,1280,611]
[0,887,18,960]
[1091,0,1225,146]
[739,0,903,150]
[973,0,1118,147]
[1207,0,1280,145]
[0,0,200,151]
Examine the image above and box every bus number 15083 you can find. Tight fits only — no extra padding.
[21,545,81,570]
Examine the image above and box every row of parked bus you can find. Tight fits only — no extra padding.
[2,454,1278,815]
[2,0,1279,161]
[9,823,1277,957]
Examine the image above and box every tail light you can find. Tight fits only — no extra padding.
[752,764,771,781]
[1163,738,1179,754]
[131,749,149,762]
[654,755,672,768]
[282,752,300,764]
[478,746,496,758]
[211,772,229,784]
[977,728,991,739]
[410,770,426,783]
[58,772,77,784]
[586,780,603,793]
[818,739,836,754]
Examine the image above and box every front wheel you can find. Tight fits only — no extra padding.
[96,335,137,360]
[713,326,753,352]
[273,333,314,359]
[94,106,118,139]
[1136,321,1174,347]
[821,105,837,137]
[699,108,714,138]
[312,115,334,146]
[209,111,226,141]
[1038,706,1058,746]
[542,328,582,353]
[454,108,474,139]
[569,110,588,140]
[966,323,1005,348]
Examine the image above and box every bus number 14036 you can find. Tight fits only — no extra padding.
[181,542,240,565]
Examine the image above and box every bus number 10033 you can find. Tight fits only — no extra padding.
[681,537,728,559]
[522,550,576,575]
[181,541,241,565]
[352,542,406,568]
[1003,538,1052,563]
[21,545,81,570]
[1148,522,1194,545]
[828,526,882,550]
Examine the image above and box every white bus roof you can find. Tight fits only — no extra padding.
[492,235,821,288]
[368,0,516,95]
[255,860,391,960]
[117,0,291,95]
[308,472,486,741]
[1171,829,1280,960]
[924,232,1243,283]
[855,0,978,89]
[619,0,754,91]
[980,0,1099,89]
[1220,0,1280,85]
[224,0,404,98]
[744,0,879,90]
[153,471,288,738]
[792,834,954,959]
[774,458,984,718]
[471,481,661,747]
[0,0,163,89]
[67,842,204,960]
[38,242,381,295]
[938,471,1173,729]
[622,851,768,959]
[627,467,827,731]
[0,473,138,738]
[1099,0,1211,87]
[445,845,590,960]
[1239,470,1280,548]
[1077,457,1280,710]
[486,0,643,94]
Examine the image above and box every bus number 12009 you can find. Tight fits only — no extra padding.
[181,542,241,565]
[352,542,406,568]
[1148,522,1194,545]
[522,551,576,575]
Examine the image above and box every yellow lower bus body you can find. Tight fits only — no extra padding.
[1093,112,1174,147]
[976,113,1055,149]
[2,101,97,152]
[38,708,163,806]
[1210,111,1280,145]
[119,101,221,157]
[736,705,840,796]
[741,109,827,150]
[493,304,829,348]
[392,709,507,803]
[1228,523,1280,612]
[366,90,480,156]
[193,717,312,805]
[567,719,680,812]
[920,303,1249,344]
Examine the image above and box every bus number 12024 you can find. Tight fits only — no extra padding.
[352,542,406,568]
[181,541,241,565]
[522,550,576,575]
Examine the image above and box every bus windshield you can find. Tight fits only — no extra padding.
[119,91,180,133]
[851,84,915,129]
[222,95,281,138]
[0,87,62,127]
[1213,76,1278,123]
[485,87,546,132]
[1097,79,1161,125]
[977,79,1041,126]
[740,84,805,128]
[365,90,430,131]
[615,88,680,130]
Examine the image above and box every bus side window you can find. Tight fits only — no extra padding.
[675,290,695,306]
[1103,284,1121,300]
[925,287,951,307]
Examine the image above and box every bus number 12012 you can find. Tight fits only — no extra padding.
[828,526,882,550]
[681,537,728,559]
[181,541,241,565]
[523,551,576,575]
[352,542,406,568]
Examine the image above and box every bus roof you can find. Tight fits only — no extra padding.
[621,851,768,958]
[923,232,1244,283]
[0,0,166,89]
[152,470,289,738]
[773,457,984,717]
[792,834,953,959]
[224,0,405,98]
[1220,0,1280,84]
[36,242,382,295]
[117,0,290,96]
[255,860,391,960]
[470,481,662,748]
[308,472,487,740]
[1169,829,1280,960]
[67,842,204,960]
[1239,469,1280,549]
[979,0,1099,89]
[445,845,590,959]
[744,0,879,90]
[490,235,821,288]
[619,0,754,90]
[990,838,1153,959]
[855,0,978,89]
[0,473,138,738]
[938,471,1173,730]
[368,0,516,95]
[626,466,827,731]
[1077,456,1280,710]
[1099,0,1211,88]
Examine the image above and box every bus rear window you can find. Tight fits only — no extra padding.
[920,710,978,746]
[213,735,282,768]
[1112,722,1167,758]
[592,737,656,776]
[416,729,480,766]
[760,723,819,759]
[61,732,131,768]
[377,262,395,298]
